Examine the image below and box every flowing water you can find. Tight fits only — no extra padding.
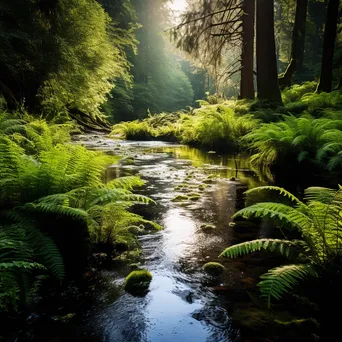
[9,135,264,342]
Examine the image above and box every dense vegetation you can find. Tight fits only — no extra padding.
[2,0,342,340]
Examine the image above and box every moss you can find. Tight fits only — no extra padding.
[198,184,207,191]
[201,224,216,233]
[188,192,201,201]
[172,194,189,202]
[124,269,152,294]
[120,156,135,165]
[117,249,143,263]
[127,225,144,235]
[233,307,318,340]
[203,262,225,276]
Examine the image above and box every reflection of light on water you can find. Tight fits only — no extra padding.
[162,208,196,260]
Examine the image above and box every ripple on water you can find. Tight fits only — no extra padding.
[68,137,262,342]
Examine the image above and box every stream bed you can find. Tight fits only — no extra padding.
[8,135,266,342]
[73,134,263,342]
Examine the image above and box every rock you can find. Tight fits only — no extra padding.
[124,269,152,295]
[201,224,216,233]
[203,262,225,276]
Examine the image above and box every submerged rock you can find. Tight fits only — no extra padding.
[203,262,225,276]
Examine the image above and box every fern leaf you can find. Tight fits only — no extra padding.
[258,264,318,307]
[244,186,304,205]
[219,239,305,259]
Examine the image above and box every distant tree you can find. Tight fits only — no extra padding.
[279,0,309,87]
[171,0,258,99]
[256,0,282,104]
[317,0,340,92]
[240,0,255,99]
[0,0,134,123]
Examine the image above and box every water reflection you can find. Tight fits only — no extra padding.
[71,136,263,342]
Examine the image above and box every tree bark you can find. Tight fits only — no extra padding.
[240,0,255,99]
[279,0,308,88]
[317,0,340,92]
[256,0,282,104]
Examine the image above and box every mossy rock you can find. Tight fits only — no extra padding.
[203,262,225,276]
[124,269,152,295]
[234,307,318,340]
[121,157,135,165]
[198,184,207,191]
[188,192,201,201]
[201,224,216,233]
[115,249,143,264]
[172,194,189,202]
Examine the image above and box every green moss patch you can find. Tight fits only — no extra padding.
[124,269,152,295]
[201,224,216,233]
[172,194,189,202]
[203,262,225,276]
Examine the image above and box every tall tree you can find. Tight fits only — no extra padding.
[317,0,340,92]
[240,0,255,99]
[256,0,282,104]
[278,0,309,87]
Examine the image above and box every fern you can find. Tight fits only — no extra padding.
[219,239,305,259]
[258,264,318,307]
[221,185,342,306]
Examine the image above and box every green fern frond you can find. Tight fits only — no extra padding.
[244,186,304,205]
[233,202,312,231]
[219,239,305,259]
[107,176,145,190]
[258,264,318,307]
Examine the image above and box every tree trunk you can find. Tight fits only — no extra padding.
[256,0,282,104]
[317,0,340,92]
[240,0,255,99]
[279,0,308,88]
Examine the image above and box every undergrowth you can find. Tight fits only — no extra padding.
[0,110,158,311]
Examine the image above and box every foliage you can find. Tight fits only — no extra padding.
[0,0,135,123]
[282,82,318,104]
[0,111,157,310]
[220,185,342,307]
[181,104,258,151]
[245,114,342,178]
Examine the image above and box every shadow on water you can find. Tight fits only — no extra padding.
[11,135,265,342]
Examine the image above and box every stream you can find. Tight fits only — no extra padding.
[74,134,263,342]
[9,135,265,342]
